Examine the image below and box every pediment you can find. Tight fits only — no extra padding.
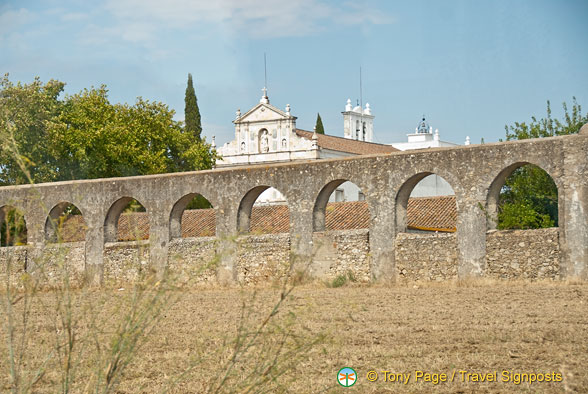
[235,103,295,124]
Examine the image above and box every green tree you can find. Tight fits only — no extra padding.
[498,98,587,229]
[0,74,217,185]
[314,112,325,134]
[0,75,65,185]
[184,73,202,141]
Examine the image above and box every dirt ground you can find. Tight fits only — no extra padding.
[2,280,587,393]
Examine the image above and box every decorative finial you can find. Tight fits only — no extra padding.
[345,98,352,112]
[465,136,471,145]
[260,87,269,104]
[311,127,318,149]
[286,104,291,115]
[211,136,216,148]
[236,108,241,119]
[364,102,371,115]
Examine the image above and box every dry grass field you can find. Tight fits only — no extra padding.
[2,280,587,393]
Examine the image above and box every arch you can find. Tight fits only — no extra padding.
[486,162,559,230]
[104,197,149,243]
[395,172,457,233]
[237,186,290,234]
[0,205,27,246]
[313,179,369,232]
[44,201,86,243]
[169,193,215,239]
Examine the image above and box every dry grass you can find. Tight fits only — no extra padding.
[2,280,587,393]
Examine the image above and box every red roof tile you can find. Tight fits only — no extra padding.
[295,129,398,155]
[58,196,457,241]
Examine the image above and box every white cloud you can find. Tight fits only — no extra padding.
[0,7,33,36]
[100,0,392,41]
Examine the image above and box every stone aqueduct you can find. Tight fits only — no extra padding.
[0,129,587,283]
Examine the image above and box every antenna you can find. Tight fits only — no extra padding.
[359,66,363,113]
[359,66,363,141]
[264,53,267,93]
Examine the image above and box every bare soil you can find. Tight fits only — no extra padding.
[2,281,587,393]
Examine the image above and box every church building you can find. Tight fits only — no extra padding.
[216,88,464,203]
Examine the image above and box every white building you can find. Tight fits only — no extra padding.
[389,117,459,197]
[216,90,396,204]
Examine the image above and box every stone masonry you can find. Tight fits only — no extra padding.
[0,129,586,285]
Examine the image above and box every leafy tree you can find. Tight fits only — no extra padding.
[184,73,202,141]
[0,74,217,185]
[0,75,65,185]
[314,113,325,134]
[498,98,587,229]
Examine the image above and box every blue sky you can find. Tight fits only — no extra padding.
[1,0,587,146]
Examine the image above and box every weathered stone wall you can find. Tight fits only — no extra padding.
[0,228,570,286]
[168,237,217,285]
[312,230,371,282]
[0,246,28,288]
[103,241,150,285]
[486,228,559,279]
[0,131,586,282]
[395,233,458,281]
[39,243,85,287]
[236,234,291,285]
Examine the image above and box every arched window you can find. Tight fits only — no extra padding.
[395,173,456,233]
[45,202,86,243]
[238,186,289,234]
[313,180,369,232]
[104,197,149,242]
[170,193,215,239]
[0,206,27,246]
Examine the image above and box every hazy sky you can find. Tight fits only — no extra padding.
[2,0,587,147]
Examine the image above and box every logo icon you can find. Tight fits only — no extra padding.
[337,367,357,387]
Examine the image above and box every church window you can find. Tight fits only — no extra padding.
[362,122,366,141]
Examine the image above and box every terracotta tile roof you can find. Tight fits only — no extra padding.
[406,196,457,232]
[250,205,290,234]
[58,196,457,241]
[295,129,398,155]
[325,201,371,230]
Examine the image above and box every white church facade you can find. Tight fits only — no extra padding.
[216,90,395,204]
[216,89,464,204]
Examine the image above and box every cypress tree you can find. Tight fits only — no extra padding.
[184,73,202,140]
[315,112,325,134]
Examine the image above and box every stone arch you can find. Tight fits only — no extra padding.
[169,193,215,239]
[44,201,86,243]
[313,179,369,232]
[237,186,289,234]
[486,161,560,230]
[0,205,27,246]
[104,197,149,243]
[395,172,457,233]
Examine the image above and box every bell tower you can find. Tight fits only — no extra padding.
[342,99,374,142]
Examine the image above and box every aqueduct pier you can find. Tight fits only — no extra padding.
[1,128,587,284]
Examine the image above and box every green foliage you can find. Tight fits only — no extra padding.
[0,74,217,185]
[498,165,557,229]
[328,271,356,288]
[184,73,202,141]
[498,98,586,229]
[0,208,27,246]
[185,194,213,210]
[315,112,325,134]
[504,97,587,140]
